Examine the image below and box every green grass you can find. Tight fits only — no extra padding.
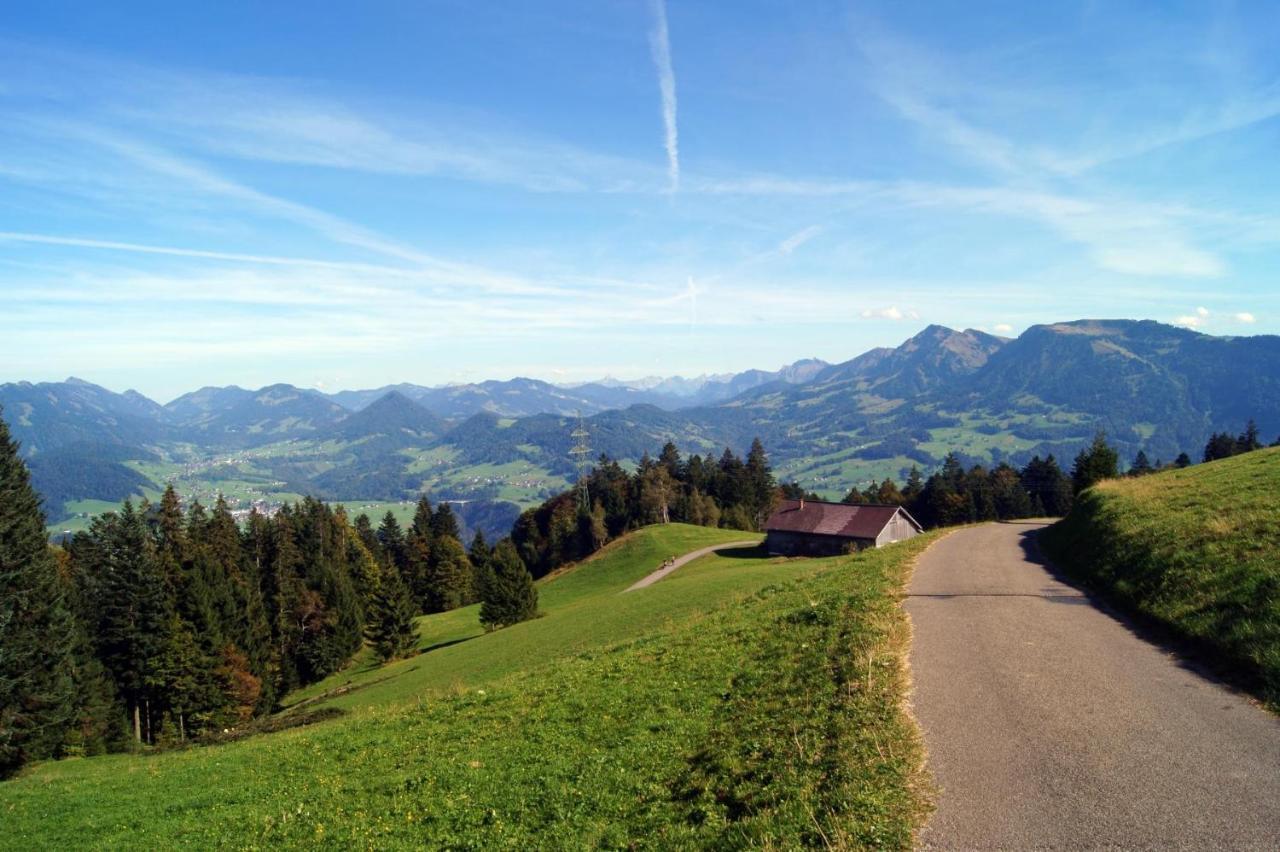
[1043,447,1280,707]
[1,524,938,848]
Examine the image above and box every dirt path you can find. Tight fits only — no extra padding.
[623,540,760,592]
[907,521,1280,849]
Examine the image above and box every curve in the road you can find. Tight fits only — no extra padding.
[623,539,760,592]
[907,521,1280,849]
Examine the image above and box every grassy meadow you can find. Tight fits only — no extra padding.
[1043,446,1280,707]
[1,523,938,848]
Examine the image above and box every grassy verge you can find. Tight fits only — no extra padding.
[1042,447,1280,708]
[0,527,937,848]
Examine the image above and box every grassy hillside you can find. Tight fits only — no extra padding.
[1043,447,1280,707]
[0,524,938,848]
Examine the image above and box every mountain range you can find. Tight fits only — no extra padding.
[3,319,1278,537]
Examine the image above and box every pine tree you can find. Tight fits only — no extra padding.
[479,541,538,630]
[377,512,409,575]
[430,502,461,541]
[90,501,175,744]
[424,535,471,613]
[466,530,491,605]
[902,466,925,503]
[1130,450,1154,476]
[1174,452,1192,468]
[0,410,78,777]
[745,438,777,527]
[367,565,417,661]
[1239,420,1262,453]
[1071,432,1119,495]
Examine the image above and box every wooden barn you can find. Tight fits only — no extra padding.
[763,499,923,556]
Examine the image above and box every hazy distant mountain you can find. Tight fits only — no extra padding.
[332,391,443,443]
[323,358,832,418]
[164,383,347,447]
[7,319,1279,529]
[0,377,163,456]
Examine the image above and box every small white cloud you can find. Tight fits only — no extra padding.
[1196,306,1210,317]
[1173,315,1203,328]
[860,306,912,321]
[1235,312,1257,324]
[993,323,1013,334]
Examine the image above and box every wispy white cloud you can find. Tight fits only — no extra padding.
[1173,314,1204,328]
[993,323,1014,334]
[1235,311,1257,324]
[647,0,680,192]
[0,38,662,195]
[777,225,822,255]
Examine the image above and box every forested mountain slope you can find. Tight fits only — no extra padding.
[4,319,1278,531]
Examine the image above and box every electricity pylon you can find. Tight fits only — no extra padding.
[569,411,592,512]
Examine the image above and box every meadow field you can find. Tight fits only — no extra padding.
[1,523,938,849]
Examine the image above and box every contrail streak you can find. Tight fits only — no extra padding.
[648,0,679,192]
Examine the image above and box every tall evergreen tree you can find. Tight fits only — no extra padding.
[0,411,78,777]
[479,541,538,630]
[403,503,432,614]
[366,565,417,662]
[1071,432,1119,495]
[91,501,175,744]
[430,502,461,541]
[424,535,471,613]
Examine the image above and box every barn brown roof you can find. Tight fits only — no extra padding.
[764,500,918,540]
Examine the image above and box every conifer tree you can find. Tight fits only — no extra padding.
[479,541,538,630]
[424,535,472,613]
[1071,432,1120,494]
[404,499,432,612]
[467,530,491,604]
[430,502,461,541]
[0,411,78,777]
[377,512,409,576]
[91,501,175,744]
[367,565,417,661]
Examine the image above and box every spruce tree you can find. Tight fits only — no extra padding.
[0,411,78,777]
[479,541,538,630]
[424,535,471,613]
[367,565,417,661]
[91,502,175,744]
[430,502,461,541]
[1071,432,1119,495]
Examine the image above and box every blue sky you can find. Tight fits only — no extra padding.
[2,0,1278,401]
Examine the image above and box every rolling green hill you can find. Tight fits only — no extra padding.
[0,524,938,848]
[1043,447,1280,707]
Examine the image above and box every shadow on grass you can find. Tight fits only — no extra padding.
[419,634,481,655]
[711,544,770,561]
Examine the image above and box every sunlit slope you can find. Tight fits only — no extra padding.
[1044,447,1280,706]
[0,528,939,849]
[285,523,762,712]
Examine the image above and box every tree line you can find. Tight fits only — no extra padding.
[511,439,777,578]
[0,409,537,777]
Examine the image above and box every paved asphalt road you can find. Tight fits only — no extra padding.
[623,540,759,591]
[906,522,1280,850]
